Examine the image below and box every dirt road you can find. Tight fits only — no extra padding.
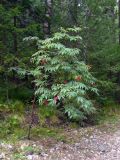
[1,123,120,160]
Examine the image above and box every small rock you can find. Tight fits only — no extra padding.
[73,130,78,134]
[32,144,36,147]
[40,152,48,157]
[98,144,110,153]
[0,153,5,159]
[27,155,39,160]
[7,144,13,151]
[27,155,33,160]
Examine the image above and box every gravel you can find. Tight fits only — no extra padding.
[1,124,120,160]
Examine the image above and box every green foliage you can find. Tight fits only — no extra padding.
[0,78,33,102]
[0,100,25,112]
[96,104,120,125]
[32,27,98,121]
[0,1,42,102]
[38,106,59,125]
[14,153,25,160]
[8,87,33,101]
[7,114,22,128]
[0,0,119,128]
[0,113,23,139]
[89,44,120,102]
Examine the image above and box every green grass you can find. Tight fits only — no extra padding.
[29,126,66,141]
[0,100,66,142]
[97,104,120,125]
[0,118,66,142]
[1,100,120,143]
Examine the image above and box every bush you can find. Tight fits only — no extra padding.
[31,27,98,121]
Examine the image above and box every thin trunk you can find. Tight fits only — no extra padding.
[111,7,116,43]
[68,0,78,25]
[27,97,36,140]
[5,74,9,103]
[13,16,18,53]
[119,0,120,44]
[74,0,78,25]
[43,0,52,39]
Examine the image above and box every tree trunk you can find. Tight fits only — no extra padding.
[111,6,116,43]
[68,0,78,25]
[43,0,52,39]
[13,16,18,53]
[119,0,120,44]
[74,0,78,25]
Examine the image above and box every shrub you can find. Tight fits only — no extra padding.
[31,27,98,121]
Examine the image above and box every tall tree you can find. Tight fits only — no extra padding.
[43,0,52,38]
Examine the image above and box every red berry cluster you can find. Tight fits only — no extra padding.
[75,75,82,81]
[43,100,49,106]
[54,95,59,104]
[91,83,96,86]
[64,80,68,84]
[40,59,47,65]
